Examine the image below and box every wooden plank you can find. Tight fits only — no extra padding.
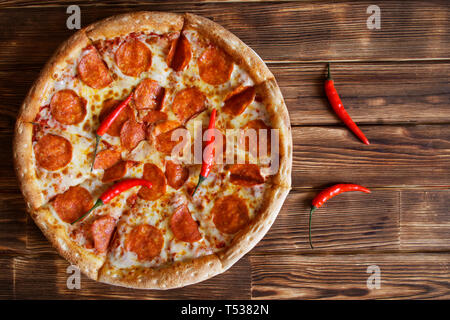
[400,190,450,250]
[13,253,251,299]
[0,255,14,299]
[292,125,450,188]
[254,189,399,253]
[250,253,450,299]
[0,1,448,67]
[0,193,27,253]
[273,61,450,125]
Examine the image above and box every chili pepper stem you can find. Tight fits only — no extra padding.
[91,134,101,172]
[71,198,104,225]
[309,206,316,249]
[192,175,206,197]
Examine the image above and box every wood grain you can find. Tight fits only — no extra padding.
[251,253,450,299]
[292,125,450,188]
[400,190,450,250]
[0,1,448,66]
[254,189,399,253]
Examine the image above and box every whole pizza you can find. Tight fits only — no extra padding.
[13,12,292,289]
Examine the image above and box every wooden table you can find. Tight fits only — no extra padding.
[1,0,449,299]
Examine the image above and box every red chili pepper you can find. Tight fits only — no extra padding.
[91,93,133,171]
[309,183,371,249]
[71,178,152,224]
[192,108,217,196]
[325,63,370,145]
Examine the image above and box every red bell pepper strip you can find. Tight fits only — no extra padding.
[325,63,370,145]
[71,178,152,224]
[309,183,371,249]
[192,109,217,197]
[91,93,133,171]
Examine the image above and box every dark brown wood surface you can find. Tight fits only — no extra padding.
[0,0,449,299]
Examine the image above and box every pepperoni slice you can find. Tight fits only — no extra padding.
[170,205,201,243]
[120,120,145,150]
[172,87,206,123]
[77,46,112,89]
[93,149,121,170]
[142,110,168,124]
[223,86,255,116]
[90,215,115,253]
[212,195,249,234]
[34,134,72,171]
[53,186,93,224]
[125,224,163,261]
[99,99,135,137]
[115,39,152,77]
[152,120,181,137]
[50,89,86,125]
[156,127,185,155]
[198,46,233,85]
[229,164,264,186]
[138,163,167,201]
[133,79,165,110]
[167,34,191,72]
[243,119,272,156]
[165,160,189,190]
[102,160,134,183]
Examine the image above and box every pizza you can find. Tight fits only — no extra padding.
[13,12,292,289]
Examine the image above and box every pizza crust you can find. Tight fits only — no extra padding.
[85,11,184,41]
[258,78,293,188]
[218,185,290,271]
[30,206,105,280]
[184,13,274,85]
[98,254,222,289]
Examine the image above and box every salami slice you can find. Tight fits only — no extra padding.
[198,46,233,85]
[170,205,201,243]
[229,164,264,186]
[120,119,145,150]
[167,33,191,72]
[77,46,112,89]
[142,110,168,124]
[138,163,167,201]
[34,134,72,171]
[125,224,164,261]
[99,99,135,137]
[243,119,271,156]
[115,39,152,77]
[165,160,189,190]
[50,89,86,125]
[222,86,255,116]
[93,149,121,170]
[102,160,134,183]
[172,87,206,123]
[53,186,93,224]
[212,195,249,234]
[133,79,165,110]
[90,215,115,253]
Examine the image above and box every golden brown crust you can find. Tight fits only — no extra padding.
[98,254,222,289]
[86,11,184,41]
[184,13,273,85]
[30,206,105,280]
[257,78,292,188]
[13,121,44,210]
[218,185,290,270]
